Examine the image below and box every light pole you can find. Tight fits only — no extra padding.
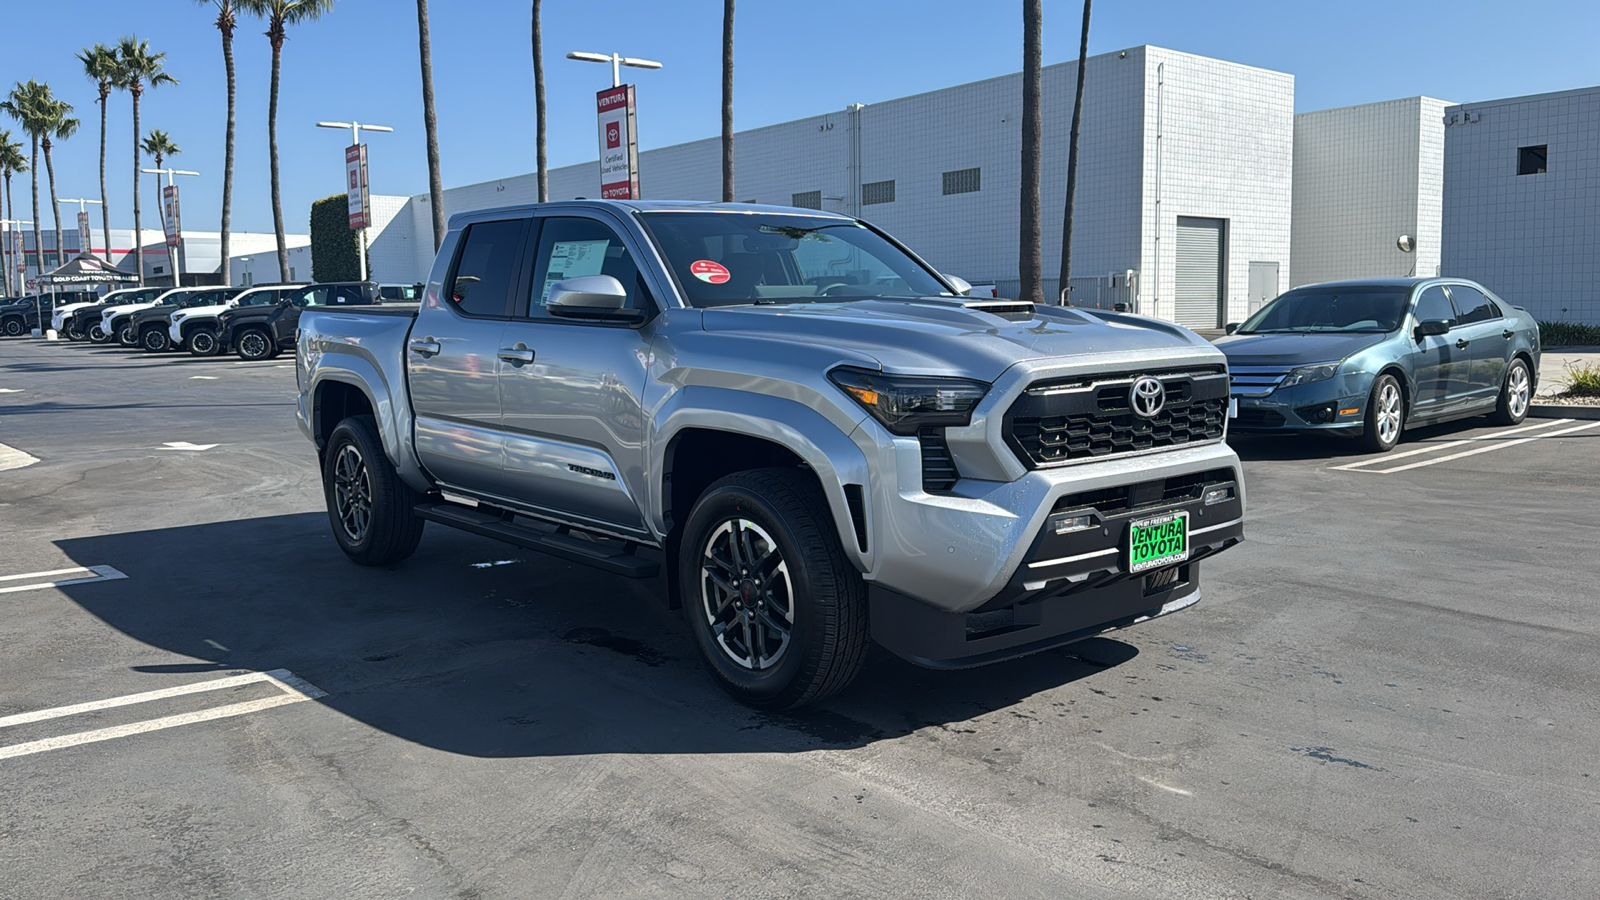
[58,198,105,264]
[141,167,200,285]
[0,217,31,297]
[565,50,663,88]
[315,120,393,283]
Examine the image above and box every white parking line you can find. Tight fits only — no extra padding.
[159,441,218,451]
[0,387,22,393]
[1347,421,1599,475]
[0,441,40,471]
[1329,419,1571,471]
[0,565,127,595]
[0,669,326,761]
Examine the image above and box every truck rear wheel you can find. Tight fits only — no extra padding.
[323,415,425,566]
[187,328,220,357]
[88,322,110,343]
[678,468,868,710]
[116,321,138,346]
[2,317,24,337]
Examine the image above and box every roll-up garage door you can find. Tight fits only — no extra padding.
[1175,217,1226,329]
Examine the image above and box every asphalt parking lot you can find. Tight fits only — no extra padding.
[2,337,1597,899]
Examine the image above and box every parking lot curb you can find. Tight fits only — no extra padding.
[1529,403,1600,420]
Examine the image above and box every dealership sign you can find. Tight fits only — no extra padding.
[163,185,182,248]
[346,143,371,229]
[77,211,91,257]
[596,85,640,200]
[14,228,24,272]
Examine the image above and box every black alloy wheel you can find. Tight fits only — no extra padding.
[116,321,138,346]
[2,317,24,337]
[236,328,274,361]
[140,325,170,352]
[322,415,425,566]
[88,322,109,343]
[187,328,220,357]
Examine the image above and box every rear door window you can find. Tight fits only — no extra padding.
[1447,285,1499,325]
[447,220,526,318]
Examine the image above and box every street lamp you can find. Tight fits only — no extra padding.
[240,256,251,287]
[565,50,663,88]
[316,121,393,283]
[141,168,200,284]
[58,198,105,264]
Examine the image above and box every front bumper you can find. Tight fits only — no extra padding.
[1230,376,1371,433]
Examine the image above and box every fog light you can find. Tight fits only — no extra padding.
[1054,513,1095,534]
[1203,486,1235,506]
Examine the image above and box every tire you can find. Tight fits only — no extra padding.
[187,328,221,357]
[1360,374,1405,453]
[1489,358,1532,426]
[236,328,274,361]
[116,321,138,347]
[88,322,109,343]
[139,325,170,352]
[63,320,85,341]
[322,415,425,566]
[2,317,25,337]
[678,467,869,710]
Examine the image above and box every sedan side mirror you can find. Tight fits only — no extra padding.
[1225,322,1240,335]
[547,275,643,323]
[1414,318,1452,339]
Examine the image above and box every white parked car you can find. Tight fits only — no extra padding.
[170,283,306,356]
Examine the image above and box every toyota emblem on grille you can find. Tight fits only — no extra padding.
[1130,376,1166,418]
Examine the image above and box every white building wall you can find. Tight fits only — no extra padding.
[1139,47,1294,326]
[1442,86,1600,324]
[1291,97,1449,288]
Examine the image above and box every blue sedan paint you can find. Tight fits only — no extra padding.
[1216,278,1541,438]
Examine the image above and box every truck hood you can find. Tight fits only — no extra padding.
[1214,331,1391,367]
[700,298,1216,382]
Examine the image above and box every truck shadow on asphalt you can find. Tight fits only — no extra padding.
[55,513,1136,757]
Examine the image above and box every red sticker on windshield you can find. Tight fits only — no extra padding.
[690,259,731,284]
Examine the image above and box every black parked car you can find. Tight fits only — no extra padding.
[66,287,167,343]
[131,286,245,352]
[2,292,97,336]
[219,281,381,361]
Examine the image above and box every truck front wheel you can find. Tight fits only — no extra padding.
[236,328,275,361]
[678,468,868,710]
[187,328,221,357]
[322,415,425,566]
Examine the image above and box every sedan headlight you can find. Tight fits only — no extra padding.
[1278,363,1340,389]
[828,366,989,435]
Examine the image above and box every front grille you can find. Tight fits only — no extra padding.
[1051,467,1237,517]
[1228,365,1292,397]
[1006,368,1229,466]
[918,427,959,493]
[1235,408,1285,428]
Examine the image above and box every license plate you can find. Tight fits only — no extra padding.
[1128,511,1189,574]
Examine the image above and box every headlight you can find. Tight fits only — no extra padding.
[828,366,989,435]
[171,312,185,323]
[1278,363,1339,389]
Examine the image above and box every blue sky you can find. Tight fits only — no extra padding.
[3,0,1597,239]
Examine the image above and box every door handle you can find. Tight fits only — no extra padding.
[497,346,536,366]
[409,338,441,356]
[1502,329,1514,340]
[1455,338,1470,350]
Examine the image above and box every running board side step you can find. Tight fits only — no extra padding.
[413,502,660,578]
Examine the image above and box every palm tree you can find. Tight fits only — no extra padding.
[77,43,120,263]
[1057,0,1091,305]
[142,129,181,274]
[0,131,23,294]
[239,0,337,281]
[1018,0,1043,302]
[114,37,179,286]
[198,1,240,284]
[721,0,735,202]
[3,81,79,275]
[532,0,547,203]
[417,0,444,248]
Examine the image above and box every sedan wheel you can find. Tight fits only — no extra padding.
[1360,375,1405,453]
[1490,359,1532,426]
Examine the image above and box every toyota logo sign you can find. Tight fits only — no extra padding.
[1130,376,1166,418]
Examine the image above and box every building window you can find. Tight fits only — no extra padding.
[791,191,822,209]
[942,167,981,195]
[1518,145,1547,176]
[861,180,895,205]
[289,266,297,280]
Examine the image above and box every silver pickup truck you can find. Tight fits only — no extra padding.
[296,200,1245,709]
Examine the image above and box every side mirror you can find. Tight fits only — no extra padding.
[547,275,642,323]
[1225,322,1240,335]
[944,275,973,297]
[1414,318,1452,339]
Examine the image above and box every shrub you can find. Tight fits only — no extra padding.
[1537,320,1600,347]
[310,194,360,283]
[1555,361,1600,398]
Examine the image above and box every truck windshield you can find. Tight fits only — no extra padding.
[1238,286,1411,334]
[638,212,950,308]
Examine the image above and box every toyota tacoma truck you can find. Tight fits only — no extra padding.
[296,200,1245,709]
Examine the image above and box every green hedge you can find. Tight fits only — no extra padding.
[310,194,360,283]
[1538,321,1600,347]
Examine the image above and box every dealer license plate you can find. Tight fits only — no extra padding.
[1128,511,1189,574]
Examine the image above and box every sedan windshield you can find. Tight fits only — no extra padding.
[1239,286,1411,334]
[638,212,950,308]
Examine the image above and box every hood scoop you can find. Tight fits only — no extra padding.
[894,296,1036,320]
